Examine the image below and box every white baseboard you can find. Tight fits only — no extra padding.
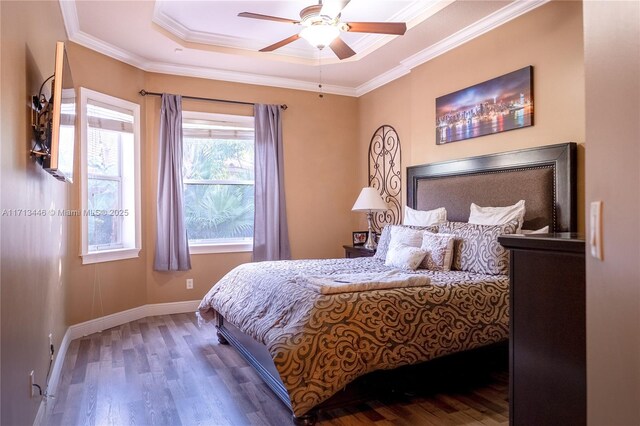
[67,300,200,340]
[33,300,200,426]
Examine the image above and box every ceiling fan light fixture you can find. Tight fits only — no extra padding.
[240,0,405,59]
[300,24,340,49]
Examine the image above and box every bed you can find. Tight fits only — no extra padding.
[197,142,577,424]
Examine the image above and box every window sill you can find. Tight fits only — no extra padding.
[81,248,141,265]
[189,241,253,254]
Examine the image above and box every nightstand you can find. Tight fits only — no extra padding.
[343,245,376,258]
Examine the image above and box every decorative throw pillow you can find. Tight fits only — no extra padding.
[468,200,526,231]
[374,224,438,261]
[384,241,427,270]
[403,206,447,227]
[438,221,519,275]
[420,232,456,271]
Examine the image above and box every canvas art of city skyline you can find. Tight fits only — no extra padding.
[436,66,534,144]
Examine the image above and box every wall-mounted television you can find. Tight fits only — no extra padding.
[32,41,76,183]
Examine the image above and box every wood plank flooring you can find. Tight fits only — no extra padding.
[44,313,508,425]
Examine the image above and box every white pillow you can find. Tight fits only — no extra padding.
[420,232,455,271]
[520,225,550,234]
[389,225,425,248]
[468,200,526,231]
[403,206,447,227]
[385,241,427,270]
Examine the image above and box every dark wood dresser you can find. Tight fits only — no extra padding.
[498,233,585,426]
[343,245,376,258]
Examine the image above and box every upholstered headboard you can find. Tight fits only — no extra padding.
[406,143,577,232]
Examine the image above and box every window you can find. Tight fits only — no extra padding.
[182,112,254,254]
[80,88,140,264]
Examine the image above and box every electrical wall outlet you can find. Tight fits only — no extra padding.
[29,370,35,397]
[186,278,194,290]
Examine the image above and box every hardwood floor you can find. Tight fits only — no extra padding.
[44,313,508,425]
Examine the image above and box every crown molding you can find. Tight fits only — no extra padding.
[71,29,150,70]
[356,0,550,96]
[68,31,356,96]
[153,2,273,53]
[146,62,357,97]
[355,65,411,97]
[59,0,148,68]
[60,0,548,99]
[59,0,79,37]
[400,0,550,70]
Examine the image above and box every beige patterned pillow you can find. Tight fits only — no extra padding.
[384,241,427,270]
[438,221,518,275]
[420,232,455,271]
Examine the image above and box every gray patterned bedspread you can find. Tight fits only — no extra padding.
[197,257,509,416]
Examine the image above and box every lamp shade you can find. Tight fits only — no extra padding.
[352,187,388,212]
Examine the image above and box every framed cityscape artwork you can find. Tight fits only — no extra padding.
[436,66,534,144]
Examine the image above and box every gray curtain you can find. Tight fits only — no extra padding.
[253,104,291,261]
[154,94,191,271]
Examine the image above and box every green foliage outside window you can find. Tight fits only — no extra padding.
[183,137,254,242]
[184,184,253,240]
[87,128,122,248]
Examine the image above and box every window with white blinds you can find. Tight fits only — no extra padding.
[80,88,141,264]
[182,111,254,253]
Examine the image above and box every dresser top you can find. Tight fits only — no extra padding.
[498,233,585,253]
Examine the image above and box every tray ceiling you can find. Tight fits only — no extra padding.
[60,0,548,96]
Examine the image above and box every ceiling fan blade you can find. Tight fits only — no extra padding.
[259,34,301,52]
[329,37,356,60]
[346,22,407,35]
[238,12,299,24]
[320,0,351,18]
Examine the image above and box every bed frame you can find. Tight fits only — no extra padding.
[215,142,578,424]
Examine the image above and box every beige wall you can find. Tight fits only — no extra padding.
[584,2,640,424]
[63,43,148,325]
[0,1,70,424]
[142,73,360,303]
[358,0,586,231]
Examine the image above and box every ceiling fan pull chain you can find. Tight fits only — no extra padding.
[318,52,324,99]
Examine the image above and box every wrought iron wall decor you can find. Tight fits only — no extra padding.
[368,125,401,233]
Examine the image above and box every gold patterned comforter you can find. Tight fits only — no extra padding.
[197,257,509,416]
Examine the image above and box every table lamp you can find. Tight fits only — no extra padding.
[352,187,388,250]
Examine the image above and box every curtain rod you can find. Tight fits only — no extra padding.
[138,90,287,110]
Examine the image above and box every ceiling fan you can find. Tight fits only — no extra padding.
[238,0,407,60]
